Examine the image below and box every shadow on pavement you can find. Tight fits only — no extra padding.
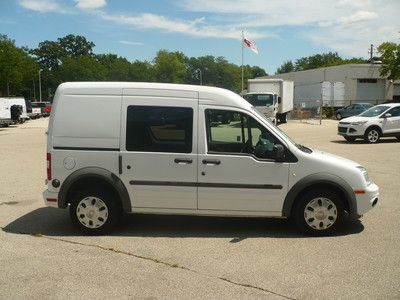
[3,207,364,240]
[331,138,399,144]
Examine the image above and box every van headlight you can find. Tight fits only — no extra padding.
[357,166,370,184]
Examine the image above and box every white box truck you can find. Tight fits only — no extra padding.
[245,79,294,123]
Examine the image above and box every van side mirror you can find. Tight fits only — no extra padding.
[383,113,392,118]
[273,144,285,162]
[278,96,281,104]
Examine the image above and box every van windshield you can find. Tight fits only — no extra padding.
[244,93,274,107]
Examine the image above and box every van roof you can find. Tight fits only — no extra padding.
[56,82,252,110]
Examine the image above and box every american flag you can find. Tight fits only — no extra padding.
[243,38,258,54]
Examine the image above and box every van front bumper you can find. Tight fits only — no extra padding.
[42,189,59,208]
[356,182,379,216]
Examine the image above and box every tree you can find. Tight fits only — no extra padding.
[57,56,106,82]
[276,52,366,74]
[276,60,294,74]
[57,34,95,57]
[153,50,188,83]
[378,42,400,80]
[0,35,38,97]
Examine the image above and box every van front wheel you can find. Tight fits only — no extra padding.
[70,189,121,235]
[293,189,344,236]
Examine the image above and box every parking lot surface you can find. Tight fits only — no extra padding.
[1,118,399,299]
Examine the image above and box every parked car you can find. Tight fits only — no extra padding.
[338,103,400,143]
[44,103,52,115]
[336,103,373,120]
[31,101,51,117]
[43,82,379,236]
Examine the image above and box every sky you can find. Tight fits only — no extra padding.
[0,0,399,73]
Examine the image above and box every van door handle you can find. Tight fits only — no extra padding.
[174,158,193,164]
[202,159,221,165]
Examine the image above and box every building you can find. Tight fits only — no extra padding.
[258,64,400,108]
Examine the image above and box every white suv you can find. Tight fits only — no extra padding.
[43,82,379,236]
[338,103,400,143]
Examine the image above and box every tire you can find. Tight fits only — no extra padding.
[293,189,344,236]
[69,188,122,235]
[279,113,288,124]
[344,136,356,142]
[364,127,381,144]
[336,113,342,120]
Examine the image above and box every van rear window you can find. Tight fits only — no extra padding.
[126,106,193,153]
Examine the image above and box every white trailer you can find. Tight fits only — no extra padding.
[0,98,12,127]
[7,98,29,122]
[294,81,346,108]
[245,79,294,123]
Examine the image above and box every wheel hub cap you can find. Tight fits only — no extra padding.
[76,197,108,229]
[368,130,378,142]
[304,197,337,230]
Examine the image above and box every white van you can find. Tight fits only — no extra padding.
[43,82,379,235]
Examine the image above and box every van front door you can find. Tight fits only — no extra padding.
[197,107,290,214]
[120,93,198,210]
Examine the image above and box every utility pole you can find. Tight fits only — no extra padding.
[368,44,375,61]
[33,78,36,100]
[39,69,42,102]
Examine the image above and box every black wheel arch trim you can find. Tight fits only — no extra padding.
[282,173,357,218]
[58,167,131,213]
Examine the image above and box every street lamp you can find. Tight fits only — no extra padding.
[39,69,42,102]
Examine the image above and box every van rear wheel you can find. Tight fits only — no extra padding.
[70,188,121,235]
[293,189,344,236]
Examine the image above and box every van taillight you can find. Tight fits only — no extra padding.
[47,153,52,180]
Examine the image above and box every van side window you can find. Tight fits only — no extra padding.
[126,106,193,153]
[205,109,280,159]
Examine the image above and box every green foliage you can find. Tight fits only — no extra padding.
[378,42,400,80]
[276,52,366,74]
[0,34,39,97]
[276,60,294,74]
[1,34,268,99]
[153,50,188,83]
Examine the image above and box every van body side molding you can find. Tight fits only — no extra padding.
[129,180,282,190]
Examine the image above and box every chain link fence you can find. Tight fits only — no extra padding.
[289,99,389,123]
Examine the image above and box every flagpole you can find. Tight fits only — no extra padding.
[241,30,244,94]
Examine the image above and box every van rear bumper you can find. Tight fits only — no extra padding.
[42,189,59,208]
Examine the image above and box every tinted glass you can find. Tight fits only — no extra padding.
[387,106,400,117]
[126,106,193,153]
[205,109,281,159]
[360,106,390,117]
[243,94,274,106]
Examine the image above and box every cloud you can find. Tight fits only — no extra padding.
[74,0,106,10]
[119,40,143,46]
[338,11,378,26]
[100,12,271,40]
[178,0,400,57]
[19,0,64,13]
